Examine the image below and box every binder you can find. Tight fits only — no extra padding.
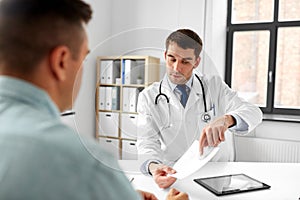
[100,60,120,84]
[123,59,136,84]
[111,87,120,110]
[129,88,139,112]
[106,60,121,84]
[105,87,112,110]
[99,87,106,110]
[100,60,113,84]
[122,87,130,112]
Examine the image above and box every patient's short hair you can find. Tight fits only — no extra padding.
[0,0,92,73]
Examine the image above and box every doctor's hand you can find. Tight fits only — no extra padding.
[149,163,177,189]
[199,115,236,155]
[166,188,189,200]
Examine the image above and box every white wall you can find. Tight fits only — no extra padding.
[203,0,227,79]
[73,0,112,138]
[108,0,207,68]
[253,121,300,141]
[74,0,220,138]
[74,0,300,141]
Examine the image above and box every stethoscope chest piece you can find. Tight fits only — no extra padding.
[201,112,211,123]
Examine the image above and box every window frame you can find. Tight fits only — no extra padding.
[225,0,300,115]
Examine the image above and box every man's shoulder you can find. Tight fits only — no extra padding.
[0,131,139,199]
[39,123,116,162]
[197,74,225,90]
[140,82,160,94]
[199,74,222,83]
[1,123,119,169]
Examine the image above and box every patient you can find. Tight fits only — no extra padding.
[0,0,188,199]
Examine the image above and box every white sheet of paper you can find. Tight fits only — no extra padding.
[170,140,220,179]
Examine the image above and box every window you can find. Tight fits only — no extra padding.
[226,0,300,115]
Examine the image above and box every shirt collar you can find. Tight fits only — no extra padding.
[167,74,194,92]
[0,76,60,118]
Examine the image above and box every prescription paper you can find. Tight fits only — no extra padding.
[170,140,220,179]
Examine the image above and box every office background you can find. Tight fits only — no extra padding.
[62,0,300,162]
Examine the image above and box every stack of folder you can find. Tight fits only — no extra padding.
[98,86,120,110]
[100,60,120,84]
[122,87,139,112]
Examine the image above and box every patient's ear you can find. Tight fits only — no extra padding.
[49,46,71,81]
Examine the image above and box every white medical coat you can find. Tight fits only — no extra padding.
[137,74,262,165]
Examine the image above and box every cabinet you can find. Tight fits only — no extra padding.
[96,56,160,159]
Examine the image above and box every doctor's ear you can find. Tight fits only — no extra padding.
[193,56,201,68]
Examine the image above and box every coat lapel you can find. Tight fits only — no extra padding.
[185,75,203,110]
[160,75,182,109]
[160,74,205,110]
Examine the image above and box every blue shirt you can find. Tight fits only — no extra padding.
[0,76,141,200]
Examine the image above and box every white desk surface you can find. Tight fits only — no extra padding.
[118,160,300,200]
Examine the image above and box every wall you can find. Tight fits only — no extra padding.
[74,0,223,138]
[74,0,300,143]
[203,0,227,79]
[254,121,300,141]
[234,120,300,162]
[109,0,205,58]
[73,0,112,138]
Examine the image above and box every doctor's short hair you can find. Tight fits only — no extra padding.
[165,29,203,58]
[0,0,92,74]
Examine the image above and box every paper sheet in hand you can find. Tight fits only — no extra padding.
[171,140,220,179]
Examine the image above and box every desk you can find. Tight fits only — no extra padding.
[118,161,300,200]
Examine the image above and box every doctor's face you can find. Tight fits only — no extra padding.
[165,42,200,85]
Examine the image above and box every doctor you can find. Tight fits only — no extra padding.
[137,29,262,189]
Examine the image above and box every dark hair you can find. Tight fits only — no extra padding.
[0,0,92,73]
[165,29,203,57]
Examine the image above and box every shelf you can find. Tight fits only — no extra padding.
[96,55,160,160]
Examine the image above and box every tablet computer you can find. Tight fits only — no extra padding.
[193,173,271,196]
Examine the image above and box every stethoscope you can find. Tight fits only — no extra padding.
[155,74,212,124]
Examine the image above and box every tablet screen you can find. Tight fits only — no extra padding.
[194,174,270,196]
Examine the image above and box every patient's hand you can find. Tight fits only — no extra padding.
[137,190,158,200]
[166,188,189,200]
[149,163,177,189]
